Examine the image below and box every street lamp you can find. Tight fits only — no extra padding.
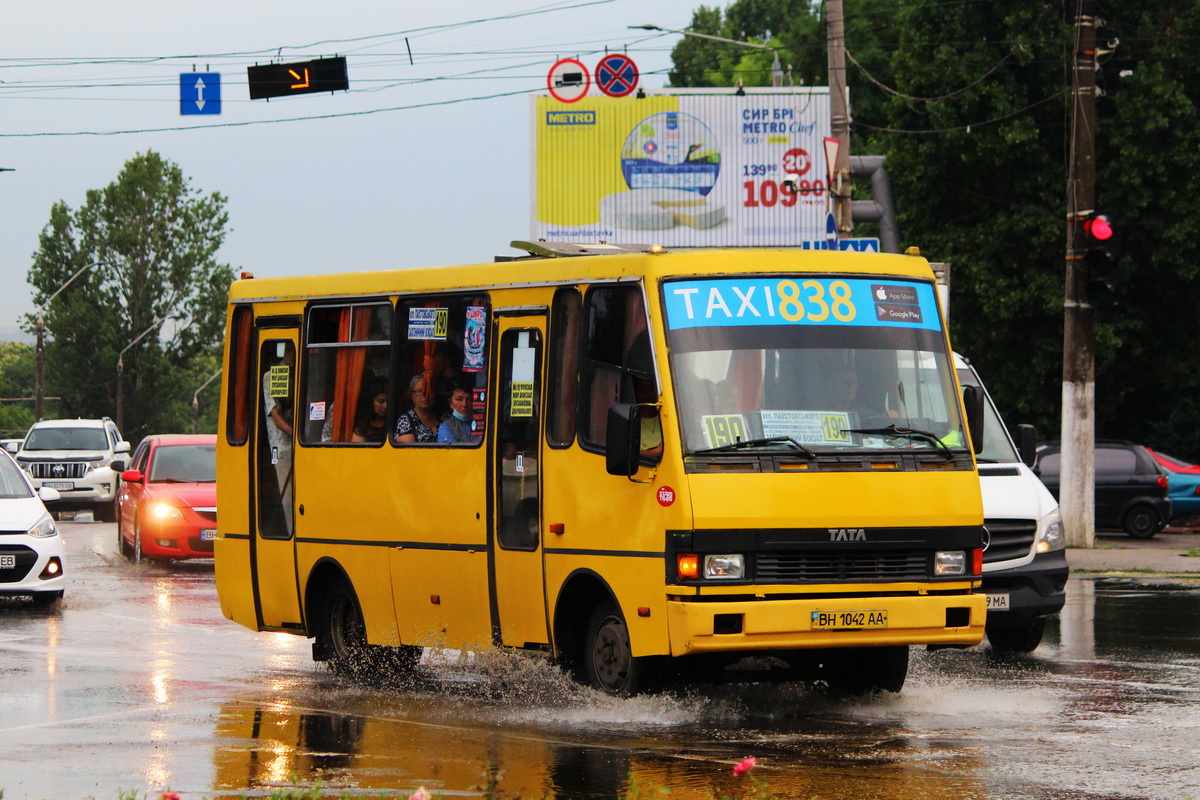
[192,368,222,434]
[34,261,109,419]
[115,315,172,432]
[630,24,783,87]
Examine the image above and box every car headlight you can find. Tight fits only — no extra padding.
[28,512,58,538]
[151,503,185,521]
[1035,509,1066,553]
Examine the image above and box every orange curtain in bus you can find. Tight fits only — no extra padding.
[331,308,371,441]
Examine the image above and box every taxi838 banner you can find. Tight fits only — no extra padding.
[531,87,832,247]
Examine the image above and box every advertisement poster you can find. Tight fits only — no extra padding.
[531,88,832,247]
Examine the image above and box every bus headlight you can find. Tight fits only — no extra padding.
[1035,510,1066,553]
[704,554,744,580]
[934,550,967,575]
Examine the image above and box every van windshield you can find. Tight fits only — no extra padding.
[663,275,967,454]
[956,365,1021,463]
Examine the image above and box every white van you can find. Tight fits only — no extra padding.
[956,354,1068,652]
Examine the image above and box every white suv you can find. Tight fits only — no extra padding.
[13,418,130,522]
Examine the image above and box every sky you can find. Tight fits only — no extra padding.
[1,0,705,340]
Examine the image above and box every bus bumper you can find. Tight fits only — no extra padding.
[665,592,986,655]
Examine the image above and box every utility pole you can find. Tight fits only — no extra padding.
[1060,0,1098,548]
[826,0,852,236]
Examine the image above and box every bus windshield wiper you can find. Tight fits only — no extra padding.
[840,425,956,461]
[694,436,816,460]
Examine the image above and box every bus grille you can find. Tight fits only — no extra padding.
[756,549,928,582]
[26,462,89,479]
[983,519,1037,563]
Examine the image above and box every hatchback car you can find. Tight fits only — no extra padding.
[1147,448,1200,520]
[117,434,217,562]
[1034,440,1172,539]
[0,449,65,604]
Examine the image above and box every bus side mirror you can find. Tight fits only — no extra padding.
[1016,424,1037,467]
[606,403,640,477]
[962,385,985,455]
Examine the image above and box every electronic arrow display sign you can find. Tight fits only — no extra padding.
[247,56,348,100]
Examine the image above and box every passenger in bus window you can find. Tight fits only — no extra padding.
[394,374,440,443]
[438,383,478,444]
[352,380,389,443]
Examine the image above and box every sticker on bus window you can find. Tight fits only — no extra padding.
[309,401,326,422]
[510,382,535,417]
[463,306,487,372]
[268,365,290,397]
[760,410,852,445]
[663,277,941,332]
[701,414,749,449]
[409,307,449,340]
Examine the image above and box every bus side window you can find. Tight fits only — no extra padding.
[394,296,490,446]
[547,288,582,448]
[225,305,254,446]
[300,302,392,445]
[579,285,654,452]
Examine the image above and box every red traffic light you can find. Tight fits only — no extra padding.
[1084,214,1114,241]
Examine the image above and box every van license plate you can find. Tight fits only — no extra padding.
[200,529,217,541]
[44,481,73,490]
[811,609,888,630]
[985,593,1010,611]
[0,555,14,568]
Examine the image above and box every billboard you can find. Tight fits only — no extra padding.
[531,87,832,247]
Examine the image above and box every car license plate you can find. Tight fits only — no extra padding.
[985,592,1010,611]
[44,481,73,490]
[200,529,218,541]
[811,609,888,630]
[0,555,14,568]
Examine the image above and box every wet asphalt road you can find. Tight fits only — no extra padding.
[2,521,1200,800]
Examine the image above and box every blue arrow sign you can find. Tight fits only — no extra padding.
[180,73,221,116]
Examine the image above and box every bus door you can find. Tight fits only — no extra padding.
[491,317,549,648]
[254,334,303,629]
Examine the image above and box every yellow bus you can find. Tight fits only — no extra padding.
[215,241,988,695]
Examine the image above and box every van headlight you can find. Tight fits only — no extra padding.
[1036,509,1066,553]
[28,513,59,538]
[703,554,745,579]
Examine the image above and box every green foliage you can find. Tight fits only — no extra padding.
[0,342,36,436]
[672,0,1200,459]
[26,151,233,441]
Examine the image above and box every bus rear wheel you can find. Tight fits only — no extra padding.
[582,602,654,696]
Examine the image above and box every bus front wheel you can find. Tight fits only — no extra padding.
[321,578,370,676]
[582,602,654,696]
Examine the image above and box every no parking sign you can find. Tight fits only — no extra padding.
[595,53,638,98]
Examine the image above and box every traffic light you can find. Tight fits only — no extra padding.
[247,57,348,100]
[1082,212,1120,307]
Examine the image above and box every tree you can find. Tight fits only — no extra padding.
[26,151,234,440]
[670,0,1200,460]
[0,342,36,437]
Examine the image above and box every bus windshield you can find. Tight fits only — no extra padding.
[663,275,967,454]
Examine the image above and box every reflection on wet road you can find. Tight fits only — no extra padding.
[2,523,1198,799]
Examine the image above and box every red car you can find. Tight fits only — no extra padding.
[117,434,217,562]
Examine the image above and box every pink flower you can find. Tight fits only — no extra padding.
[159,793,181,800]
[732,756,757,777]
[409,787,434,800]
